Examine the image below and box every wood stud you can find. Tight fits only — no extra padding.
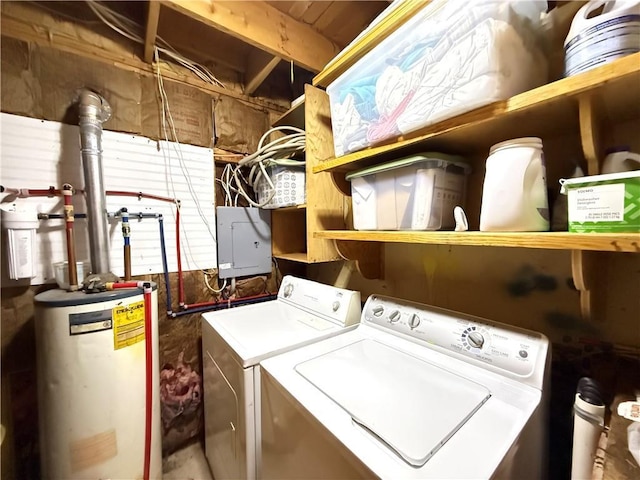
[144,1,161,63]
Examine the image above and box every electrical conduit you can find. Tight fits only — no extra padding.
[105,281,154,480]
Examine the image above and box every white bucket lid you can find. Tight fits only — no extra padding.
[489,137,543,155]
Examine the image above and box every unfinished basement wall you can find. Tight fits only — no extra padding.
[0,9,288,476]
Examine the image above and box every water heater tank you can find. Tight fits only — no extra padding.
[34,286,162,479]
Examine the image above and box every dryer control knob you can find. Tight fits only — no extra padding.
[283,284,293,298]
[468,331,485,349]
[409,314,421,329]
[332,301,340,312]
[388,310,401,323]
[372,305,384,317]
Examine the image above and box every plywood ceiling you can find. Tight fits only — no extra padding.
[266,1,390,47]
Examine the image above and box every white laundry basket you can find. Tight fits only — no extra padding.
[255,164,306,209]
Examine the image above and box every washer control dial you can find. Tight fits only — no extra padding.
[468,331,485,349]
[283,283,293,298]
[408,314,421,329]
[461,325,490,352]
[332,301,340,312]
[372,305,384,317]
[388,310,401,323]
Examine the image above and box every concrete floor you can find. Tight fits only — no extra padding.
[162,442,213,480]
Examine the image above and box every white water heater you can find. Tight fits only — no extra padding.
[34,286,162,479]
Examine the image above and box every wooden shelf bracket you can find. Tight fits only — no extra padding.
[571,249,601,320]
[578,93,604,175]
[334,240,383,280]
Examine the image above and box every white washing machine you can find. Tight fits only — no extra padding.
[260,294,551,479]
[201,276,361,480]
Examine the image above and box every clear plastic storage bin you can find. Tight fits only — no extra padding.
[346,154,471,231]
[328,0,548,157]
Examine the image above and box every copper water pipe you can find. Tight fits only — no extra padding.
[121,208,132,281]
[62,184,79,291]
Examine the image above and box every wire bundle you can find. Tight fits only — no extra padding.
[86,1,224,88]
[219,126,306,208]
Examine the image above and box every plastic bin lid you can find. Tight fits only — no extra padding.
[345,153,470,181]
[560,170,640,193]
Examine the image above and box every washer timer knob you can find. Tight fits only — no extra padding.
[283,283,293,298]
[468,331,485,349]
[408,314,421,329]
[332,301,340,312]
[372,305,384,317]
[388,310,401,323]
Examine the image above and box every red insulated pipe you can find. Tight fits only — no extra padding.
[106,190,177,204]
[106,281,145,290]
[105,281,154,479]
[184,292,274,309]
[143,284,153,480]
[176,206,185,309]
[62,184,79,291]
[1,186,177,203]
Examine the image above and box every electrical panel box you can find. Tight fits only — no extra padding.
[216,207,272,279]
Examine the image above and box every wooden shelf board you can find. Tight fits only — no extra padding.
[273,98,305,129]
[273,252,312,263]
[313,230,640,253]
[312,0,426,88]
[313,53,640,174]
[271,204,307,212]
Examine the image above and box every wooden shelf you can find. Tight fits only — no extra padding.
[313,53,640,174]
[273,96,305,129]
[273,252,312,263]
[312,1,426,88]
[314,230,640,253]
[271,204,306,212]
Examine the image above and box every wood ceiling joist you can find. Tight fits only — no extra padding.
[161,1,341,73]
[244,50,281,95]
[157,9,250,72]
[144,1,161,63]
[285,1,314,19]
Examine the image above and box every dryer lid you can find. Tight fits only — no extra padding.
[295,339,491,467]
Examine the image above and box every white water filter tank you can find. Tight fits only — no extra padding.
[34,286,162,479]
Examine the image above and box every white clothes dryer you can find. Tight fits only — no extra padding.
[201,276,361,480]
[260,294,551,479]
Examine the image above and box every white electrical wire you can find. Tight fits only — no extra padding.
[226,126,306,208]
[86,1,225,88]
[204,271,227,293]
[154,47,220,276]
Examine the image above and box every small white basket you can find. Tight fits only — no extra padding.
[256,165,306,209]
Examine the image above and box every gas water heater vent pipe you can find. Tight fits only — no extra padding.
[78,90,112,275]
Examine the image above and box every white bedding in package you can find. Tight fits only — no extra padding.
[329,0,547,157]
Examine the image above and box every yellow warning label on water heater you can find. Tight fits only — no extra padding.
[112,301,145,350]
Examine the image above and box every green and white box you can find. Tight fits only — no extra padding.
[561,171,640,233]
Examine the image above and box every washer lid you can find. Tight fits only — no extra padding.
[203,301,342,366]
[295,339,491,467]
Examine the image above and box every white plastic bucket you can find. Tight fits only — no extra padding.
[480,137,550,232]
[565,0,640,76]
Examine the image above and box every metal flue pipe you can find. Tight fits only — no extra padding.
[78,90,112,274]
